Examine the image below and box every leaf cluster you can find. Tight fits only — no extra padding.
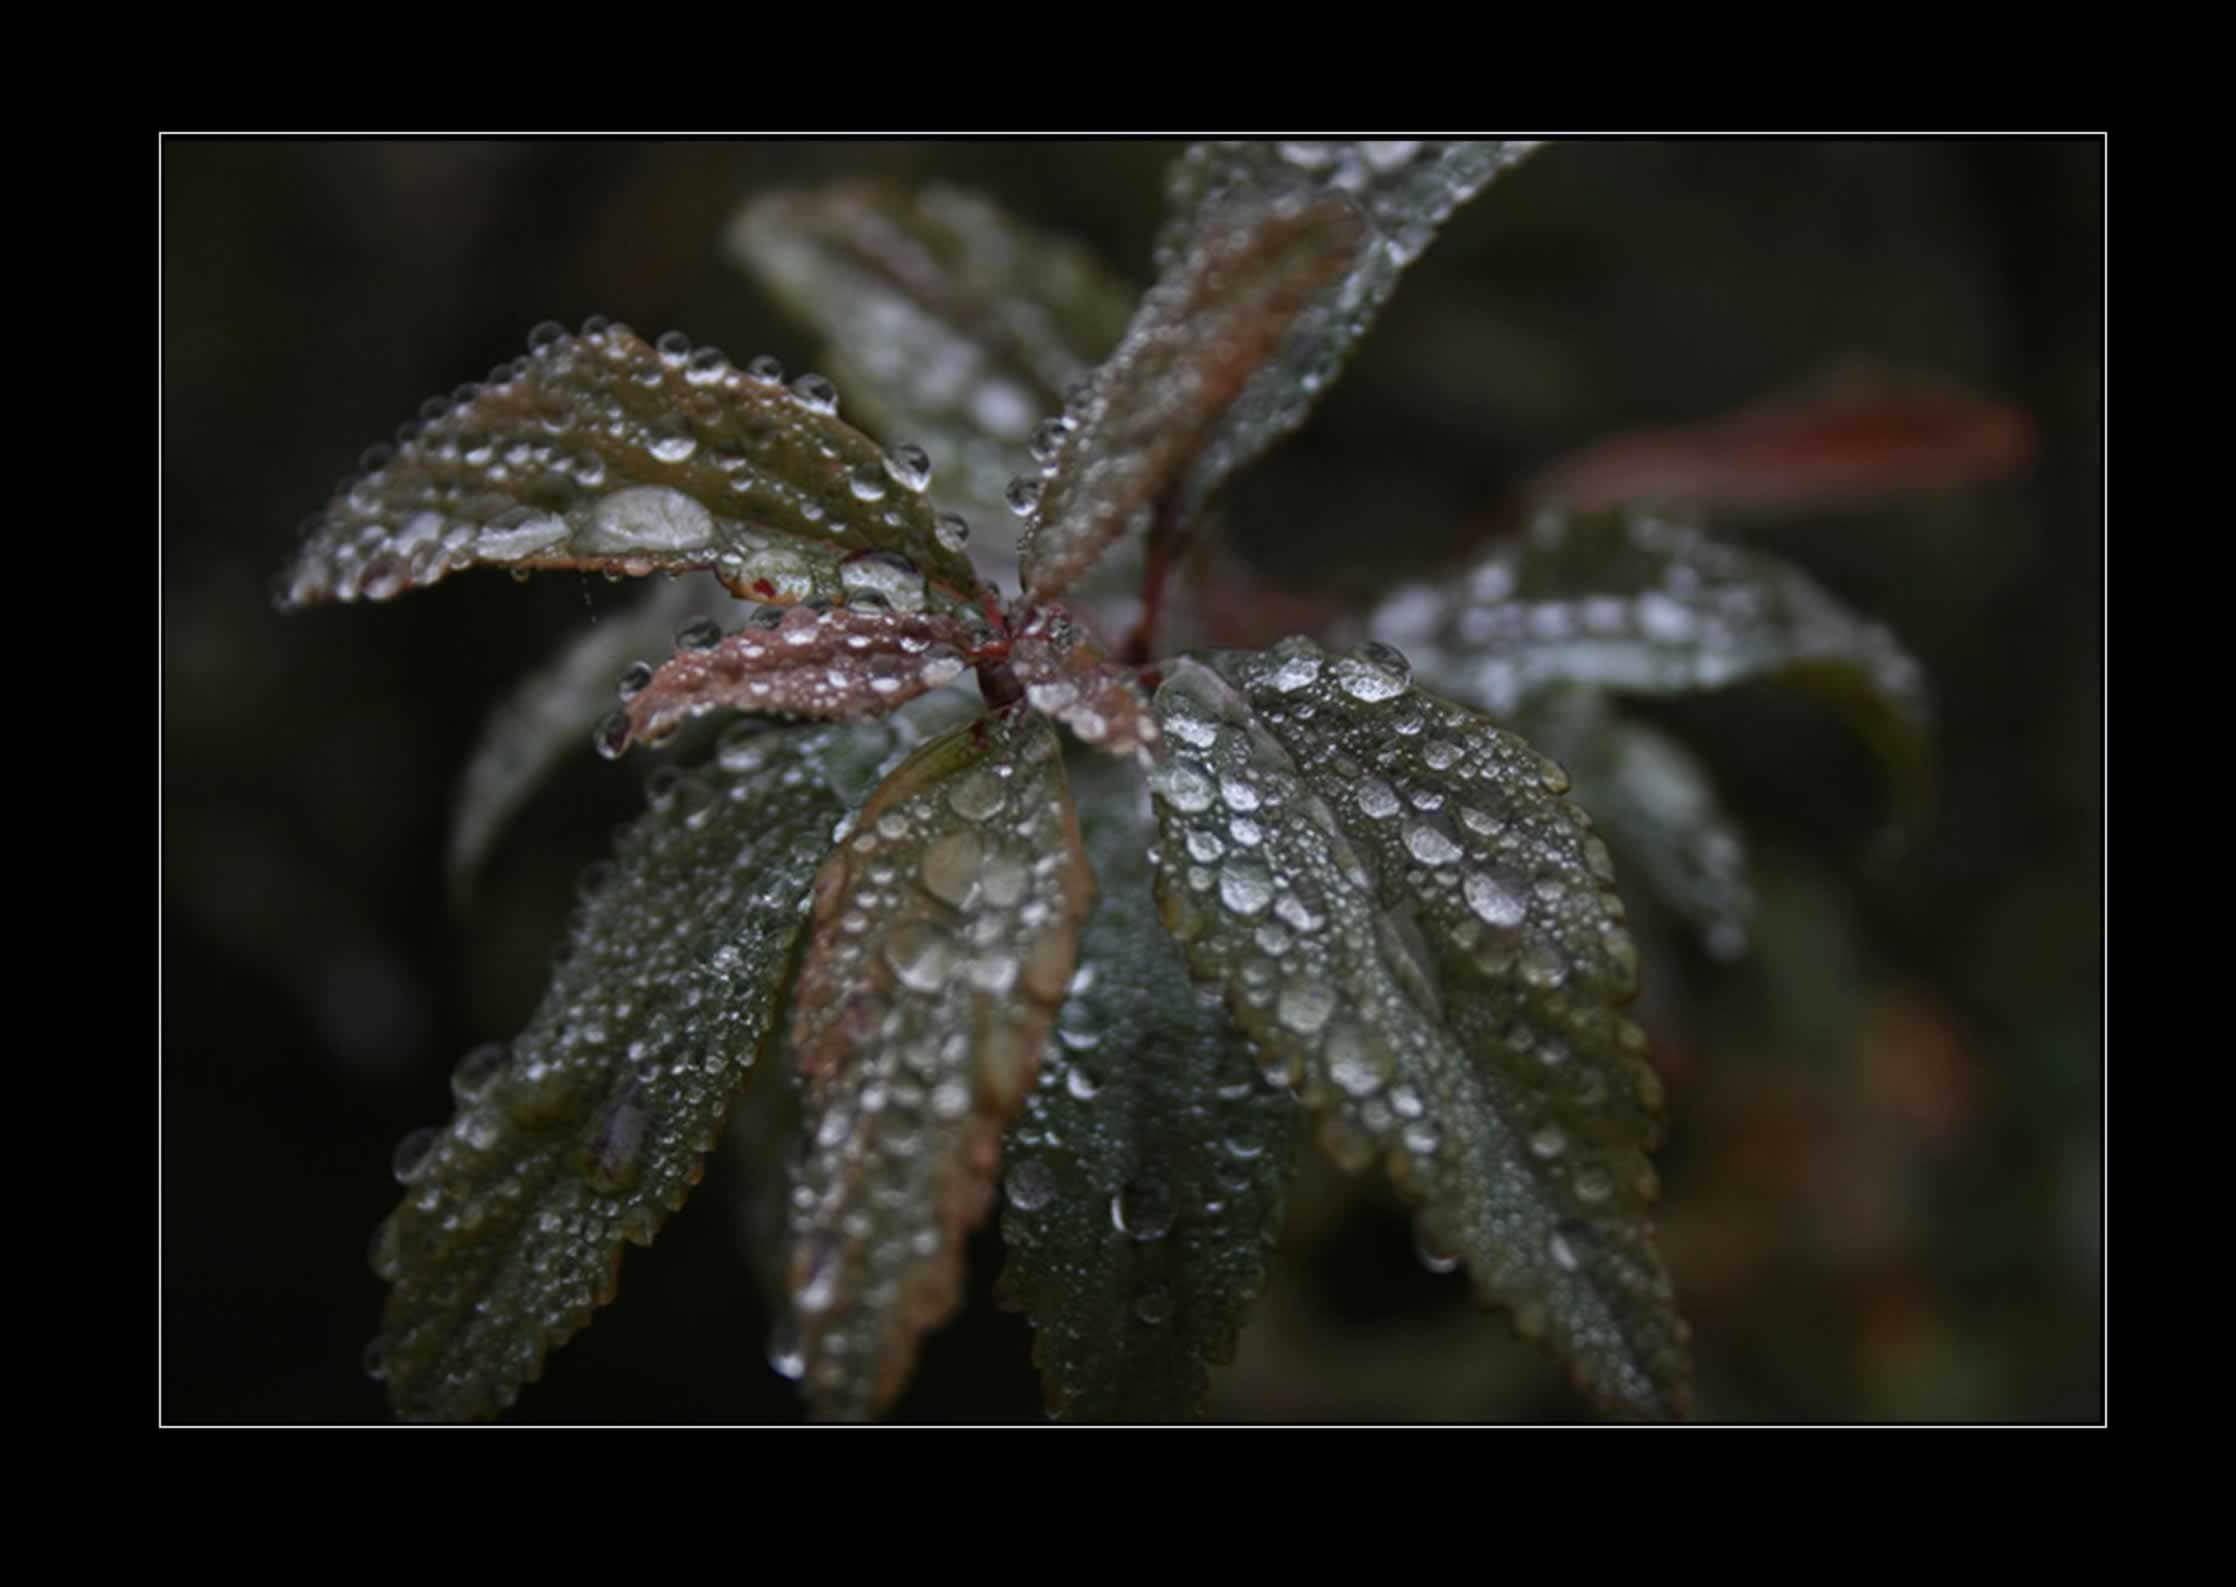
[282,141,1931,1423]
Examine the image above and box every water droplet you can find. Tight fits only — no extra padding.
[585,485,713,552]
[646,415,699,463]
[583,1093,647,1194]
[1268,651,1323,692]
[1529,1124,1567,1159]
[792,373,838,413]
[617,660,656,700]
[1030,418,1070,464]
[1355,778,1401,820]
[1133,1284,1175,1325]
[593,710,631,760]
[1403,819,1463,867]
[874,914,959,991]
[676,618,722,651]
[1154,763,1216,814]
[935,512,970,553]
[946,767,1008,822]
[452,1042,507,1101]
[1111,1179,1175,1241]
[1007,1158,1054,1212]
[1325,1023,1387,1098]
[1464,871,1525,928]
[1548,1230,1580,1272]
[655,328,693,364]
[391,1126,437,1183]
[920,829,983,907]
[1219,863,1274,917]
[768,1318,805,1381]
[1004,477,1043,517]
[1276,977,1335,1036]
[882,443,932,493]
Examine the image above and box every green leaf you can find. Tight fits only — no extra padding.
[370,719,878,1422]
[1516,687,1754,963]
[1018,193,1369,602]
[995,754,1299,1421]
[783,706,1095,1418]
[276,319,979,610]
[1146,638,1691,1419]
[729,183,1134,538]
[606,599,987,756]
[447,576,731,890]
[1372,508,1932,827]
[1156,140,1541,516]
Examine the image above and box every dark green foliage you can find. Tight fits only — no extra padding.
[281,141,1947,1423]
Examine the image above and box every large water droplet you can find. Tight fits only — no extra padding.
[585,486,713,552]
[1007,1158,1054,1212]
[1464,871,1525,929]
[391,1127,437,1184]
[1111,1179,1176,1241]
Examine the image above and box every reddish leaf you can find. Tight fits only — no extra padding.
[782,708,1095,1417]
[607,601,986,755]
[1523,379,2034,515]
[1007,604,1160,761]
[1018,194,1368,602]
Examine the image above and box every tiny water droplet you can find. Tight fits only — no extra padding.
[676,617,722,651]
[391,1127,437,1184]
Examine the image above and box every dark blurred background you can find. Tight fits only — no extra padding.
[162,139,2102,1423]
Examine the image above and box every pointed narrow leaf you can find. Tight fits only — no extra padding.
[1146,639,1690,1419]
[785,707,1094,1418]
[1018,194,1368,601]
[730,183,1134,534]
[448,576,731,889]
[371,720,879,1421]
[1372,509,1932,824]
[1521,378,2035,515]
[1518,687,1754,962]
[277,320,978,609]
[1156,139,1541,514]
[1008,604,1160,761]
[995,756,1298,1421]
[610,601,986,754]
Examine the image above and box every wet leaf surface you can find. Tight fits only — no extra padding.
[277,319,979,609]
[1157,140,1540,516]
[1516,687,1755,963]
[609,599,985,754]
[1018,193,1368,601]
[996,755,1297,1420]
[1371,509,1932,827]
[729,183,1134,544]
[372,720,886,1421]
[1007,603,1161,761]
[1146,639,1691,1418]
[783,707,1094,1418]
